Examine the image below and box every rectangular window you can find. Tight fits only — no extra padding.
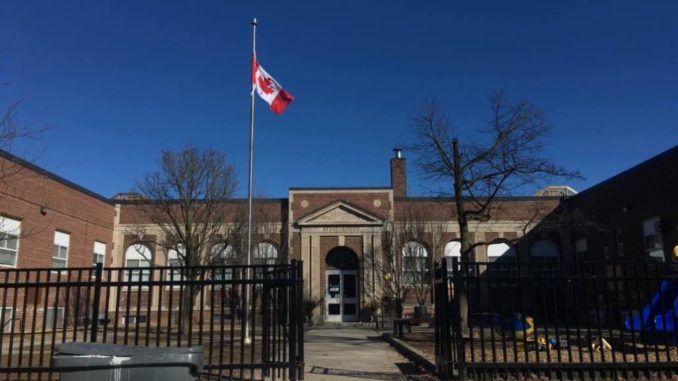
[93,241,106,267]
[45,307,65,331]
[574,238,588,260]
[600,231,609,258]
[574,238,593,275]
[52,231,70,268]
[0,217,21,267]
[123,315,147,326]
[642,217,664,262]
[1,307,13,333]
[615,228,624,257]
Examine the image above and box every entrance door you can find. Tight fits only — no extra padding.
[325,270,358,322]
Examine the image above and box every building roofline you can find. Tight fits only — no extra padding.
[0,149,112,204]
[395,195,562,202]
[565,145,678,202]
[289,186,391,191]
[115,197,288,205]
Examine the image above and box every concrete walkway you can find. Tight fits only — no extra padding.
[303,328,435,381]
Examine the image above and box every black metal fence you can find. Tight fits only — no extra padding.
[0,261,304,381]
[435,258,678,380]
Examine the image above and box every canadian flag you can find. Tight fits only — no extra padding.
[252,57,294,114]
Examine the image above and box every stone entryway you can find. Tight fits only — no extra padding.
[304,328,436,381]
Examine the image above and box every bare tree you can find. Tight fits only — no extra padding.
[228,198,285,266]
[410,91,581,332]
[372,205,446,317]
[0,96,43,186]
[0,92,46,252]
[129,145,238,332]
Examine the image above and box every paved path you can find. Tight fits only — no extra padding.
[303,328,436,381]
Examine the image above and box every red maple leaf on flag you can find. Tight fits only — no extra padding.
[257,75,275,94]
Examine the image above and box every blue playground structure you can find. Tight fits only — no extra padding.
[625,278,678,334]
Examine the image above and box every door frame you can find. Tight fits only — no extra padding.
[325,269,359,322]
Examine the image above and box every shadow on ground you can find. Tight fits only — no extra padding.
[308,362,433,381]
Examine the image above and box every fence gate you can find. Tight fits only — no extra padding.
[0,260,305,381]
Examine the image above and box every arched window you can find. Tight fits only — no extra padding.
[254,242,278,266]
[210,243,237,283]
[211,243,237,265]
[402,241,429,287]
[124,244,152,282]
[530,239,560,273]
[166,244,185,282]
[487,242,516,263]
[444,240,461,270]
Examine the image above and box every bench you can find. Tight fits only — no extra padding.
[393,316,433,338]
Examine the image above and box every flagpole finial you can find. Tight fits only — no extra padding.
[252,17,257,26]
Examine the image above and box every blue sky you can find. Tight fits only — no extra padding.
[1,1,676,198]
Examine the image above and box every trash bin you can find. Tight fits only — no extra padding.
[53,342,203,381]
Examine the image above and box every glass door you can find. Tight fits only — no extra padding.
[326,270,342,322]
[341,271,358,321]
[325,270,359,322]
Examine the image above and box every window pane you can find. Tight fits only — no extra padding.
[52,258,66,268]
[0,250,15,265]
[5,235,17,250]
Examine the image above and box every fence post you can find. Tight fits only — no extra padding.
[451,257,465,381]
[288,260,298,381]
[90,262,103,343]
[296,260,305,380]
[435,259,451,379]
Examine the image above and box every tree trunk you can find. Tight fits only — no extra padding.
[179,266,199,335]
[180,285,195,334]
[452,138,470,336]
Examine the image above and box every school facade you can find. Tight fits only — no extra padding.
[1,146,676,324]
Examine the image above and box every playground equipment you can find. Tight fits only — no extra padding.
[624,278,678,334]
[492,313,535,339]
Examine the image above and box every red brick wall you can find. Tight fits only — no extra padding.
[390,158,407,198]
[118,200,284,225]
[0,157,114,269]
[394,198,559,221]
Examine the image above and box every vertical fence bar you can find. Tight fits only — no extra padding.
[90,263,103,343]
[288,262,298,381]
[451,258,465,381]
[296,261,305,380]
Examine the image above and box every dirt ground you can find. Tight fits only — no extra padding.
[400,327,678,364]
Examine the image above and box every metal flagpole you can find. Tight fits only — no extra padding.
[243,17,257,345]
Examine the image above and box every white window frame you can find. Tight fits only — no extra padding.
[1,306,14,333]
[124,244,152,284]
[444,240,462,271]
[0,217,21,268]
[166,244,186,288]
[254,242,278,266]
[93,241,106,267]
[642,217,664,262]
[45,306,65,331]
[211,243,237,286]
[402,241,429,287]
[122,314,147,326]
[487,242,517,263]
[52,231,70,269]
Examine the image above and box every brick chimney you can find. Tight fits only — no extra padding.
[390,148,407,198]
